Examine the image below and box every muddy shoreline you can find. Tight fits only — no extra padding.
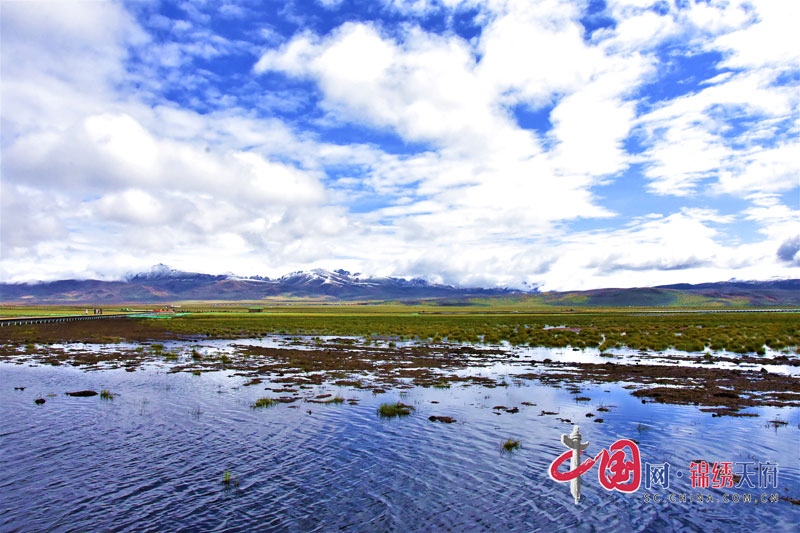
[2,321,798,417]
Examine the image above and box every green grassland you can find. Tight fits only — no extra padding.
[2,300,798,355]
[143,308,799,355]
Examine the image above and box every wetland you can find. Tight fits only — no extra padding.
[1,309,799,530]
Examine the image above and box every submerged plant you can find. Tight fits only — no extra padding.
[502,439,521,453]
[378,402,414,418]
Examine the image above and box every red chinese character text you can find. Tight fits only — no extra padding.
[690,461,710,488]
[549,439,641,493]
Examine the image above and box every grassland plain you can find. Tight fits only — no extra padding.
[1,304,799,354]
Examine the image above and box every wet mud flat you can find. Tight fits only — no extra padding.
[2,322,799,418]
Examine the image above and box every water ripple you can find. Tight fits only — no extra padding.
[1,362,798,532]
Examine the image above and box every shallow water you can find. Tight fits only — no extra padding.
[25,334,800,376]
[1,344,799,532]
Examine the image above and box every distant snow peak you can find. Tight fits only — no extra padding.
[126,263,180,281]
[121,265,516,295]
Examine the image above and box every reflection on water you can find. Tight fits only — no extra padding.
[1,354,798,532]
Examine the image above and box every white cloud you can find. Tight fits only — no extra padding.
[1,0,798,290]
[711,0,800,69]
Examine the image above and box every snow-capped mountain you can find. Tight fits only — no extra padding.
[0,266,518,302]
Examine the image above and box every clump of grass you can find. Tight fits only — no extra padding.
[324,396,345,404]
[378,402,414,418]
[100,389,114,400]
[192,369,202,376]
[502,439,521,453]
[432,381,451,389]
[252,397,276,409]
[223,470,232,484]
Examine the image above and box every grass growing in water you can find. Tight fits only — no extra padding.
[223,470,232,484]
[502,439,521,453]
[378,402,414,418]
[252,397,276,409]
[100,389,114,400]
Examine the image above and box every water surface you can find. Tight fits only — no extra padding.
[1,342,798,532]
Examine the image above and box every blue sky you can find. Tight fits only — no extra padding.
[1,0,798,290]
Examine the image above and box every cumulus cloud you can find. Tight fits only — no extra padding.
[777,236,800,266]
[1,0,798,289]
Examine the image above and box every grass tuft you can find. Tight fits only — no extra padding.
[324,395,345,404]
[502,439,521,453]
[252,397,276,409]
[378,402,414,418]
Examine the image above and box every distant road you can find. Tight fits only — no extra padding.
[0,313,131,327]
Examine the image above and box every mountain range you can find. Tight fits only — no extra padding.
[0,264,515,303]
[1,264,799,307]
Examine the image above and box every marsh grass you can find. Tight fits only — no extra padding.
[502,439,521,453]
[378,402,414,418]
[324,396,345,404]
[100,389,114,400]
[252,397,276,409]
[141,311,798,356]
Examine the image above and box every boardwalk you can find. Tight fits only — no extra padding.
[0,314,130,327]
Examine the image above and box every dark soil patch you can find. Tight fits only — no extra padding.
[429,415,457,423]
